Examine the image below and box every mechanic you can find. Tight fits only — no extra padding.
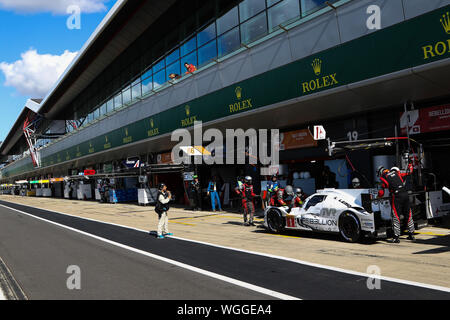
[236,176,257,226]
[292,188,305,208]
[189,175,202,211]
[377,164,415,243]
[273,189,288,207]
[267,175,280,198]
[351,177,361,189]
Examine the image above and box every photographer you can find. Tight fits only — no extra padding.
[155,183,173,239]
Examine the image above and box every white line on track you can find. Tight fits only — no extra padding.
[0,288,5,300]
[1,201,450,294]
[0,204,299,300]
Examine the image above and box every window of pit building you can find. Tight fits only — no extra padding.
[166,60,181,82]
[106,98,114,114]
[301,0,329,17]
[131,79,142,101]
[183,50,198,72]
[100,103,107,117]
[153,69,165,90]
[114,92,122,110]
[141,76,152,96]
[122,86,132,105]
[217,6,239,35]
[180,37,197,57]
[268,0,300,32]
[218,26,240,58]
[241,10,268,44]
[239,0,267,22]
[198,39,218,67]
[197,22,216,47]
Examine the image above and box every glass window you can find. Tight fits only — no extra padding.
[166,60,181,81]
[106,98,114,113]
[267,0,282,7]
[241,11,268,44]
[239,0,266,22]
[87,112,93,123]
[132,83,141,100]
[198,40,217,67]
[114,92,122,110]
[217,6,239,35]
[268,0,300,32]
[301,0,328,16]
[182,51,197,72]
[141,76,152,95]
[93,108,100,120]
[304,195,327,210]
[165,49,180,66]
[153,69,166,89]
[197,23,216,47]
[218,26,241,57]
[122,86,131,105]
[142,68,152,81]
[181,37,196,56]
[131,77,140,87]
[100,103,107,116]
[152,59,165,73]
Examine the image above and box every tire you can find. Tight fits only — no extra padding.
[266,208,285,233]
[339,212,361,243]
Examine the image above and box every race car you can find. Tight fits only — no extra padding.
[264,188,388,242]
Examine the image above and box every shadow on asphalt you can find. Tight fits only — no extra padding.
[412,235,450,254]
[248,227,386,245]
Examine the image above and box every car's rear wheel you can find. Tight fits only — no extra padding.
[339,212,361,243]
[266,208,285,233]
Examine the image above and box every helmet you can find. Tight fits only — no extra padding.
[377,166,387,177]
[271,174,278,181]
[193,175,198,179]
[285,185,294,196]
[277,190,284,198]
[158,183,166,190]
[352,178,361,188]
[245,176,252,184]
[391,167,400,172]
[295,188,303,196]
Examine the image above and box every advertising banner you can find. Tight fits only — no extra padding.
[280,129,317,150]
[400,104,450,135]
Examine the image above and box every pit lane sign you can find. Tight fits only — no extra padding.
[313,126,327,140]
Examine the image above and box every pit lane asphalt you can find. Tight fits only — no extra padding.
[0,200,449,300]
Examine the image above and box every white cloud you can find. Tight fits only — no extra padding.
[0,49,78,98]
[0,0,109,14]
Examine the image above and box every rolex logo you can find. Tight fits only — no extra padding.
[105,136,108,143]
[441,12,450,34]
[125,128,129,136]
[150,119,154,128]
[235,86,242,100]
[185,105,190,116]
[311,59,322,76]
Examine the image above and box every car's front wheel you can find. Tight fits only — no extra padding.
[339,212,361,243]
[266,208,285,234]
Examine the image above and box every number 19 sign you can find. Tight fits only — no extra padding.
[314,126,326,141]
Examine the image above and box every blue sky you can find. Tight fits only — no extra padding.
[0,0,117,142]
